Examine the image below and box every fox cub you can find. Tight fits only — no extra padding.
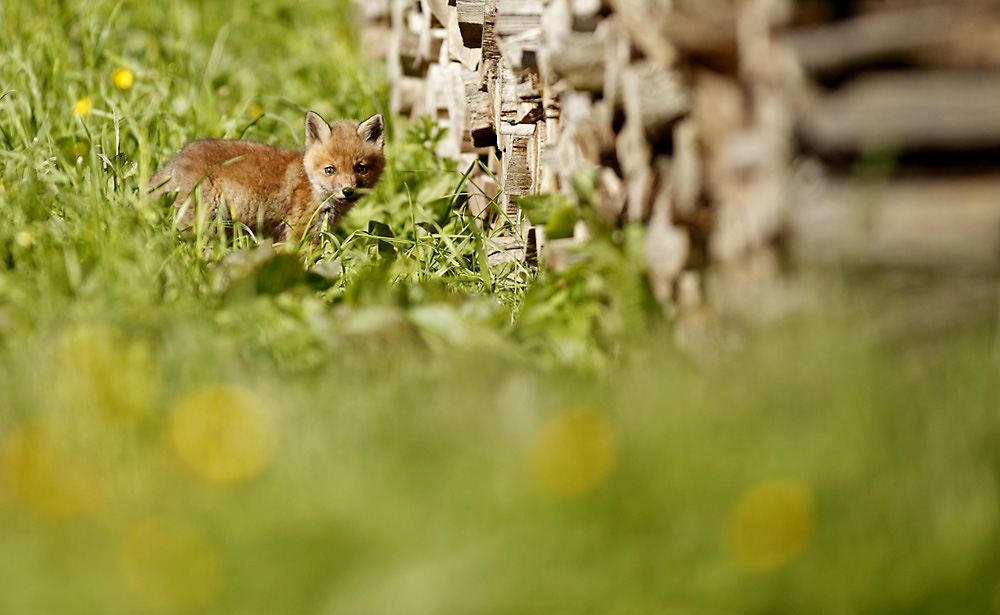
[150,111,385,244]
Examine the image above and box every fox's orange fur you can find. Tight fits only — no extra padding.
[150,111,385,243]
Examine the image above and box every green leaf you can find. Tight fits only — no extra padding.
[367,220,397,258]
[515,193,576,227]
[545,203,578,240]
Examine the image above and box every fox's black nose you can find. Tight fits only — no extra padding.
[342,187,356,199]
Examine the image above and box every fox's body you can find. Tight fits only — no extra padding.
[150,112,385,243]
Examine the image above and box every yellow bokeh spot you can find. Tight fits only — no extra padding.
[15,231,34,248]
[111,67,134,90]
[248,103,264,120]
[0,416,105,518]
[527,409,618,498]
[726,479,818,572]
[52,327,160,426]
[119,518,223,610]
[168,384,276,485]
[72,96,91,117]
[71,141,89,157]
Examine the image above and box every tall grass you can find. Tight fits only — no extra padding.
[1,1,999,613]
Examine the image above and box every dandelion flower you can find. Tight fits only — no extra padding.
[248,103,264,120]
[111,67,134,90]
[72,96,92,117]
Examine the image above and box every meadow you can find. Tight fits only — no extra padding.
[1,0,1000,612]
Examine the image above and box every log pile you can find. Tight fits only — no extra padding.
[785,0,1000,269]
[362,0,1000,332]
[367,0,801,326]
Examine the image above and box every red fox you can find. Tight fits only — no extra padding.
[150,111,385,244]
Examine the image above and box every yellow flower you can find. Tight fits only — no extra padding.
[168,384,276,485]
[726,479,818,572]
[248,103,264,120]
[111,67,134,90]
[72,96,92,117]
[527,408,618,498]
[0,415,105,518]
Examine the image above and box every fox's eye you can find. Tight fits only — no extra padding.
[354,163,368,174]
[324,166,335,176]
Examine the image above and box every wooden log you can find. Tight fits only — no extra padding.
[670,118,703,220]
[528,120,545,198]
[463,70,497,148]
[495,0,544,70]
[545,91,608,205]
[570,0,602,31]
[423,0,451,29]
[538,105,561,194]
[426,61,479,157]
[691,69,747,160]
[784,4,1000,76]
[480,0,501,82]
[501,133,533,216]
[456,0,485,47]
[710,172,787,262]
[798,70,1000,155]
[490,64,520,128]
[606,0,678,68]
[619,62,691,142]
[394,76,427,116]
[486,235,526,266]
[793,172,1000,269]
[445,4,482,70]
[595,167,627,223]
[663,8,738,73]
[736,0,795,84]
[397,28,444,76]
[547,31,606,92]
[515,71,542,124]
[467,170,500,223]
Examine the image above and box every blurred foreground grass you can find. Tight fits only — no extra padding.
[2,1,1000,613]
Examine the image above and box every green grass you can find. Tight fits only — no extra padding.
[2,1,1000,613]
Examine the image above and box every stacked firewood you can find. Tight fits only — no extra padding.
[364,0,1000,335]
[785,0,1000,269]
[366,0,803,327]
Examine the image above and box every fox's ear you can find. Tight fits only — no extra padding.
[305,111,332,147]
[357,114,385,148]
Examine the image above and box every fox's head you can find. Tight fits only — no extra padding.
[302,111,385,221]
